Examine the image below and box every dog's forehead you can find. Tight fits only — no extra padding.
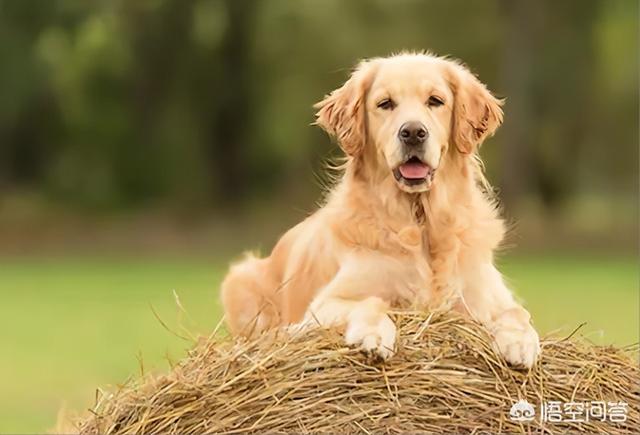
[370,56,450,96]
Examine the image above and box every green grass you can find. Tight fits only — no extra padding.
[498,254,638,346]
[0,253,637,433]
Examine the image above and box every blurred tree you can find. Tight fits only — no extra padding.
[498,0,536,209]
[0,1,60,189]
[0,0,636,218]
[203,0,256,204]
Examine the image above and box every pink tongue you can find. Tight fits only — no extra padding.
[399,161,429,179]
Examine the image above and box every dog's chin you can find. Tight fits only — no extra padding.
[393,173,433,192]
[391,157,435,193]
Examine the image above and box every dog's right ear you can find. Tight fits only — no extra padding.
[447,61,504,155]
[314,61,376,158]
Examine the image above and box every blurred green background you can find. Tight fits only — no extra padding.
[0,0,637,433]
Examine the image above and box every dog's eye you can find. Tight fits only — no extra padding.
[377,98,395,110]
[427,96,445,107]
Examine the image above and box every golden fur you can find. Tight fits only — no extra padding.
[221,53,540,367]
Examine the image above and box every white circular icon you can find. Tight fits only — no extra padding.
[510,399,536,422]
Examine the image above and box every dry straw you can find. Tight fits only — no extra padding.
[78,311,638,434]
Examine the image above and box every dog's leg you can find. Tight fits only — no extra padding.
[459,260,540,368]
[221,253,280,337]
[293,260,397,360]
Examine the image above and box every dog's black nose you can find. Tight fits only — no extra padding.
[398,121,428,146]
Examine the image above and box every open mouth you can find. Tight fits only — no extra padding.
[393,156,435,186]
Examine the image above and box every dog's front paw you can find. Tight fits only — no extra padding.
[492,323,540,369]
[344,313,396,361]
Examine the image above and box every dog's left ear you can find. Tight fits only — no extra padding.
[314,61,376,157]
[448,63,504,154]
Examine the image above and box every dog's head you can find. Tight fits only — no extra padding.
[315,53,503,193]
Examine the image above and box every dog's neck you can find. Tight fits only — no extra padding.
[342,150,476,232]
[343,160,429,229]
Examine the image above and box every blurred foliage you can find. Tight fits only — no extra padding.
[0,0,637,213]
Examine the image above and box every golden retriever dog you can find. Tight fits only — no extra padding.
[221,52,540,368]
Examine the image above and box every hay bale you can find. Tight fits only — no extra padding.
[78,311,638,434]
